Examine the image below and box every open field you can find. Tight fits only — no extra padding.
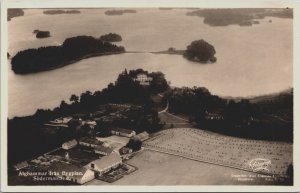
[159,112,193,128]
[143,128,292,175]
[87,150,286,185]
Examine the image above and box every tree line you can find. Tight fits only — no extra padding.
[164,87,293,142]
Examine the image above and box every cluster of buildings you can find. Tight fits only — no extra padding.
[47,152,123,184]
[54,128,142,184]
[14,102,152,184]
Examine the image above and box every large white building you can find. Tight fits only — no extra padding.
[86,152,122,176]
[134,73,153,86]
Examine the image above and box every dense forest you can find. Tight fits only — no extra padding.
[8,69,169,165]
[11,35,125,74]
[163,87,293,142]
[186,8,293,26]
[184,39,217,63]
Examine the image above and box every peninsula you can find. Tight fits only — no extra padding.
[7,9,24,21]
[186,8,292,27]
[11,35,125,74]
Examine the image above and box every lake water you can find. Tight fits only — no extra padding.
[8,9,293,118]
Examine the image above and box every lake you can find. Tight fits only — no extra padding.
[8,9,293,118]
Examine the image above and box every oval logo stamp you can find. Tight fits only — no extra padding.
[249,158,271,172]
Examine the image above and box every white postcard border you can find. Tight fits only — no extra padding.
[1,0,299,192]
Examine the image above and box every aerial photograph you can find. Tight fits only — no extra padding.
[6,7,293,186]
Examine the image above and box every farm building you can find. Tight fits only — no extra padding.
[110,128,136,138]
[133,131,149,141]
[79,137,103,148]
[14,161,29,171]
[49,117,72,124]
[86,152,122,176]
[62,139,77,150]
[94,145,113,156]
[49,161,94,184]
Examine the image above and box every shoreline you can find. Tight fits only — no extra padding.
[12,50,185,75]
[13,51,126,75]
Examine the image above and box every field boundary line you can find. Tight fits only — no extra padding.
[163,112,189,122]
[143,146,281,176]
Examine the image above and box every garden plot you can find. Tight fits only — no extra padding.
[143,128,292,175]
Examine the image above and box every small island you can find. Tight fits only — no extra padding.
[105,9,137,16]
[152,40,217,64]
[43,9,81,15]
[34,30,51,38]
[11,35,125,74]
[99,33,122,42]
[151,47,185,55]
[7,9,24,21]
[183,39,217,63]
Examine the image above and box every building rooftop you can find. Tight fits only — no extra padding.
[94,145,113,154]
[63,139,77,146]
[90,153,122,170]
[110,128,134,134]
[79,137,103,146]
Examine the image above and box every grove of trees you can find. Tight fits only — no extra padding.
[100,33,122,42]
[164,87,293,142]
